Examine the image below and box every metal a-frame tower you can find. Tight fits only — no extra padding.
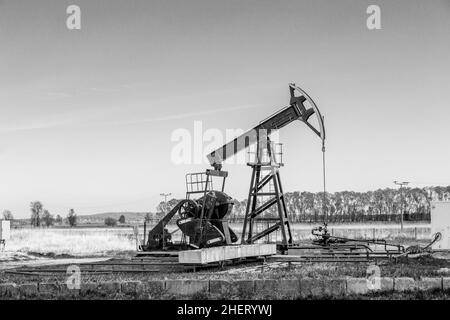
[241,138,292,252]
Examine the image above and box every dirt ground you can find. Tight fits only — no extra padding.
[0,252,112,271]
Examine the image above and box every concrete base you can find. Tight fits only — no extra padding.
[431,201,450,250]
[178,244,276,264]
[0,276,448,299]
[0,220,10,242]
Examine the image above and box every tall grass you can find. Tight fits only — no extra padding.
[5,222,431,257]
[7,228,136,256]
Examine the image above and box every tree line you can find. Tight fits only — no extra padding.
[228,186,450,223]
[1,202,78,227]
[153,186,450,223]
[4,186,447,227]
[28,201,78,227]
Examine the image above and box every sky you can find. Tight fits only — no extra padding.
[0,0,449,218]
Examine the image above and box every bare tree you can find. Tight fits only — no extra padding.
[144,212,153,222]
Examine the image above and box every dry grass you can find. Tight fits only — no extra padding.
[3,222,433,258]
[6,228,137,256]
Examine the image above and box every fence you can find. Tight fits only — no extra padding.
[227,212,431,224]
[139,218,431,246]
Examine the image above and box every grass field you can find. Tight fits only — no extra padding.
[1,223,448,300]
[3,222,433,257]
[6,227,137,257]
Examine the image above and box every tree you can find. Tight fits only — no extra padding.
[55,214,63,224]
[156,198,179,213]
[67,208,77,227]
[104,217,117,227]
[118,215,126,224]
[41,210,54,227]
[2,210,13,220]
[30,201,43,227]
[144,212,153,223]
[155,198,179,220]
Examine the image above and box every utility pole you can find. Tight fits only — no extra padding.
[393,181,409,231]
[160,193,172,213]
[159,193,171,250]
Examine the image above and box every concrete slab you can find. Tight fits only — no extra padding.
[416,278,442,291]
[0,220,10,241]
[347,277,394,294]
[39,283,60,295]
[142,280,165,295]
[79,282,98,295]
[97,282,121,294]
[377,277,394,292]
[178,244,276,264]
[209,280,234,295]
[234,280,255,296]
[0,283,18,297]
[165,279,209,296]
[300,278,346,298]
[18,283,38,297]
[255,279,300,297]
[346,278,369,295]
[431,202,450,250]
[443,277,450,290]
[209,279,254,297]
[394,277,416,292]
[121,281,143,294]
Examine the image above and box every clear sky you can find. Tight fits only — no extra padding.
[1,0,449,218]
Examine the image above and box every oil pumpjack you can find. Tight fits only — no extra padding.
[140,84,325,253]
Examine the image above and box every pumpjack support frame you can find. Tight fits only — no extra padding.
[241,155,293,253]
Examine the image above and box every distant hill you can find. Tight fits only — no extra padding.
[11,212,156,228]
[77,212,150,224]
[77,212,151,224]
[79,212,149,220]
